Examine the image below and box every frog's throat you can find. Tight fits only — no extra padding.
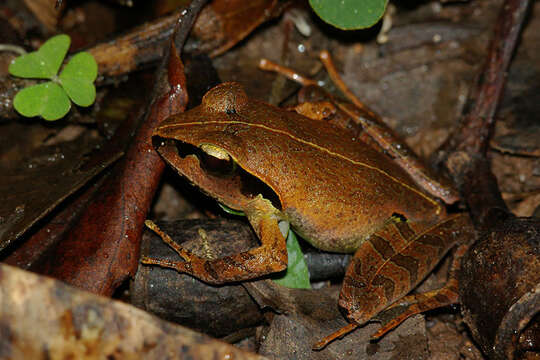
[244,194,283,223]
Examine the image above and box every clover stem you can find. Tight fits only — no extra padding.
[0,44,27,55]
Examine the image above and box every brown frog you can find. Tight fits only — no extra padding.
[142,58,474,347]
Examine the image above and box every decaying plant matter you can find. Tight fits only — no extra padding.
[435,0,540,358]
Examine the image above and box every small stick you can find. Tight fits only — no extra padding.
[436,0,530,222]
[258,58,317,87]
[438,0,530,158]
[318,50,377,117]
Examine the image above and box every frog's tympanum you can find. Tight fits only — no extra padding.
[143,82,473,345]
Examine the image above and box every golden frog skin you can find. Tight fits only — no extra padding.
[143,82,473,344]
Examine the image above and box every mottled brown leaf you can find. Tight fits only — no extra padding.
[0,263,266,360]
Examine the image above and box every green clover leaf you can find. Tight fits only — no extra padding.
[59,52,98,107]
[8,34,97,121]
[13,82,70,121]
[9,34,70,79]
[309,0,388,30]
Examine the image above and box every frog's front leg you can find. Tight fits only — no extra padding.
[141,196,288,284]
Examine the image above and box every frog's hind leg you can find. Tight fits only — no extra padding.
[314,243,468,350]
[314,214,472,349]
[141,196,288,284]
[340,214,474,336]
[370,243,469,339]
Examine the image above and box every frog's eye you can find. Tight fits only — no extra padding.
[170,140,282,211]
[198,144,236,175]
[200,144,230,161]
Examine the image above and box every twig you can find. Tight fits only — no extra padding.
[435,0,530,225]
[439,0,530,157]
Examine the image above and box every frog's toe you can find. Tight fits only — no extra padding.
[140,255,192,274]
[174,245,194,262]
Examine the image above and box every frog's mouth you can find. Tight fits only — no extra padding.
[154,138,282,212]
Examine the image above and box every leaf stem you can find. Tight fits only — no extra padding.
[0,44,27,56]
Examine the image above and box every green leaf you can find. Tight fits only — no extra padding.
[218,203,246,216]
[9,34,70,79]
[218,202,310,289]
[59,52,98,106]
[309,0,387,30]
[273,229,311,289]
[13,82,70,121]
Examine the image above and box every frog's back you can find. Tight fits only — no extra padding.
[238,101,441,251]
[156,85,442,252]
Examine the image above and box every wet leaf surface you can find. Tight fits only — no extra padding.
[0,120,121,252]
[1,77,146,269]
